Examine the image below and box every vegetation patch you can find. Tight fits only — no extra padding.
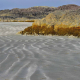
[0,19,35,22]
[25,20,35,22]
[56,27,80,37]
[19,25,80,37]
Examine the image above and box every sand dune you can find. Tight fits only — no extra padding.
[0,22,80,80]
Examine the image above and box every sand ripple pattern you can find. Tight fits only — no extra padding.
[0,22,80,80]
[0,35,80,80]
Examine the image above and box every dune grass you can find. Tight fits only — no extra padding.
[25,20,35,22]
[20,25,80,37]
[0,19,35,22]
[21,25,55,35]
[56,27,80,37]
[11,20,34,22]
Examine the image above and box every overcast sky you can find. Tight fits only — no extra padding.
[0,0,80,10]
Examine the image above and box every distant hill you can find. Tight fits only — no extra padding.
[0,6,55,21]
[0,4,80,22]
[57,4,80,10]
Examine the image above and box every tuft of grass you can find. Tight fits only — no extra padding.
[12,20,18,22]
[56,27,80,37]
[18,21,23,22]
[25,20,34,22]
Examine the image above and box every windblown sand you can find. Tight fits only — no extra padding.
[0,22,80,80]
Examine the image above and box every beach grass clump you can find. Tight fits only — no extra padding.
[21,25,55,35]
[56,27,80,37]
[25,20,34,22]
[19,24,80,37]
[12,20,18,22]
[56,27,69,36]
[18,21,25,22]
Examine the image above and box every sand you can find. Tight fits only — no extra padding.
[0,22,80,80]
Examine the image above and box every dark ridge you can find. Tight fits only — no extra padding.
[0,6,55,20]
[57,4,80,10]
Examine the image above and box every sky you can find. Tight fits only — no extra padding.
[0,0,80,10]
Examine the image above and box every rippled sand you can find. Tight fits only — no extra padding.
[0,22,80,80]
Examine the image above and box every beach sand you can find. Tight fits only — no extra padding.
[0,22,80,80]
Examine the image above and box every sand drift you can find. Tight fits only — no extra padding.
[0,22,80,80]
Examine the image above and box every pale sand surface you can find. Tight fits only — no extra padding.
[0,22,33,35]
[0,22,80,80]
